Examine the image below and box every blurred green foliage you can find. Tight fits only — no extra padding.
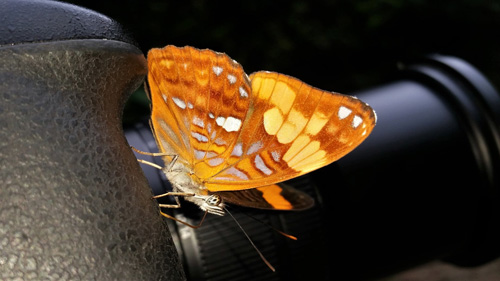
[65,0,500,125]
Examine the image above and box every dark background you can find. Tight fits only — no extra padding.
[63,0,500,125]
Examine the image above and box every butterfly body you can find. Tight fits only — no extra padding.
[162,160,226,215]
[146,45,376,216]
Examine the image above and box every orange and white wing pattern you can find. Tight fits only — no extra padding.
[147,46,252,171]
[147,46,376,201]
[203,71,376,191]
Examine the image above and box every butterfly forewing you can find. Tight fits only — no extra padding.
[148,46,253,177]
[190,49,253,180]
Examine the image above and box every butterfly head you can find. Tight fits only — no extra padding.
[192,194,225,216]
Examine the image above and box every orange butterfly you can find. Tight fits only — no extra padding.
[140,45,376,226]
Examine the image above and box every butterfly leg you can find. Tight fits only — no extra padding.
[136,159,163,170]
[165,155,179,172]
[132,146,179,172]
[153,192,209,228]
[159,209,208,229]
[153,191,195,201]
[155,192,195,211]
[131,146,174,157]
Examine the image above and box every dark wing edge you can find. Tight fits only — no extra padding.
[217,183,314,211]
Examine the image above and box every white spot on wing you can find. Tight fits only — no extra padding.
[216,116,226,127]
[352,115,363,129]
[226,167,249,180]
[191,132,208,143]
[187,102,194,109]
[338,106,352,120]
[194,149,206,160]
[239,86,248,98]
[212,176,234,181]
[214,138,226,145]
[209,112,215,119]
[208,157,224,167]
[222,116,242,132]
[254,155,272,175]
[192,116,204,128]
[227,74,237,84]
[172,97,186,109]
[162,94,168,102]
[206,152,217,158]
[271,151,281,162]
[213,66,223,76]
[231,143,243,157]
[247,141,263,155]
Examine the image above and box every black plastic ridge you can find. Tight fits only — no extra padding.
[0,0,136,46]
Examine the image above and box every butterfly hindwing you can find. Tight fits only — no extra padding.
[204,71,376,191]
[218,183,314,211]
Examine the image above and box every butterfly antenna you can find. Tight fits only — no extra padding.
[223,206,276,272]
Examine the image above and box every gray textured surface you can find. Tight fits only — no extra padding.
[0,40,185,280]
